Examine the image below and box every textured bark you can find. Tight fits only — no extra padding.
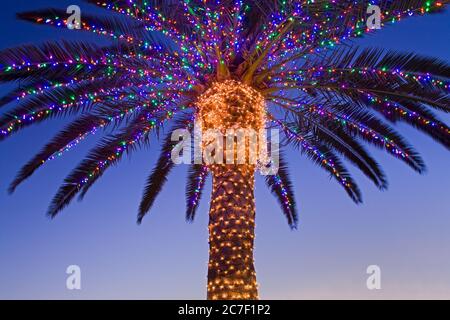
[199,81,264,300]
[207,164,258,300]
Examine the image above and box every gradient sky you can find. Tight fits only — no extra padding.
[0,1,449,300]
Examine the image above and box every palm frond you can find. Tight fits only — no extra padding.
[316,103,426,172]
[264,152,298,228]
[18,9,148,44]
[185,164,209,222]
[274,116,362,203]
[0,78,147,141]
[267,47,450,152]
[291,110,388,190]
[138,115,194,224]
[0,43,113,85]
[85,0,197,38]
[8,102,141,194]
[47,109,167,217]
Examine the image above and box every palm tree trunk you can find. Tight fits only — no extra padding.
[207,164,258,300]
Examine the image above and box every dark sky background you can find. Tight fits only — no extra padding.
[0,1,449,299]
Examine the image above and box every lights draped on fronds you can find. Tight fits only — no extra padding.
[264,152,298,228]
[0,0,448,227]
[186,164,209,222]
[138,114,195,223]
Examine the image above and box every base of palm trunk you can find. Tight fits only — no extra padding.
[207,164,258,300]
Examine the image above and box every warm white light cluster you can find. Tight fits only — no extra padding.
[197,80,267,167]
[197,80,266,133]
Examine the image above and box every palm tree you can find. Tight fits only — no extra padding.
[1,0,449,300]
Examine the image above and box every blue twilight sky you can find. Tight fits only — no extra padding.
[0,1,449,300]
